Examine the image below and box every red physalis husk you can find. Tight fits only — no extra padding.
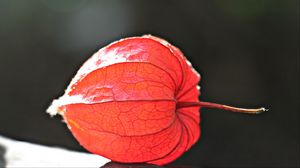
[47,35,201,165]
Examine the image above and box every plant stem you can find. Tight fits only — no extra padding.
[176,101,267,114]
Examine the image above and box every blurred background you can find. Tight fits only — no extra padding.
[0,0,299,167]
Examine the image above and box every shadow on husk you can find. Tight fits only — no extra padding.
[100,161,195,168]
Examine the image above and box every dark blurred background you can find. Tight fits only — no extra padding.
[0,0,299,167]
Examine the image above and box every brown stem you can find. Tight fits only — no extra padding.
[176,101,267,114]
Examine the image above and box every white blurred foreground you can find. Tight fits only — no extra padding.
[0,135,110,167]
